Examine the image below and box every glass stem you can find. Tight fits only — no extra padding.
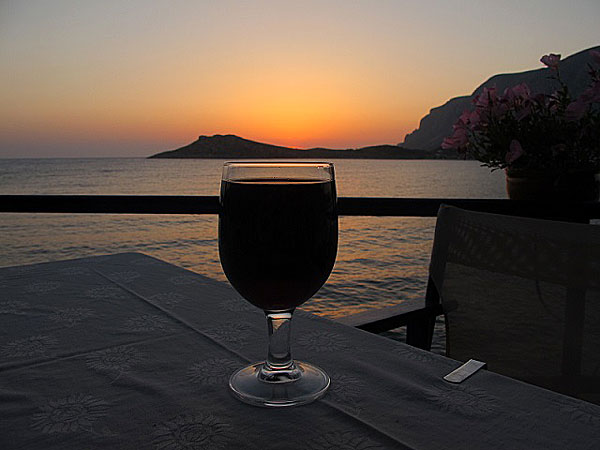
[264,310,294,371]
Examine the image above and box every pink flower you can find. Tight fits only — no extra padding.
[473,87,498,108]
[586,80,600,102]
[515,104,532,121]
[442,52,599,171]
[505,139,524,164]
[441,127,468,150]
[566,81,600,120]
[503,83,531,102]
[440,137,455,150]
[468,109,481,127]
[452,120,467,133]
[540,53,561,70]
[565,100,587,121]
[491,101,509,118]
[457,109,481,129]
[457,110,471,126]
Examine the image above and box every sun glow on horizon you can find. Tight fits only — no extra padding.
[1,1,598,157]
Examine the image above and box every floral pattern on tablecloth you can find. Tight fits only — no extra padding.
[149,292,190,308]
[326,372,365,415]
[124,314,175,332]
[31,393,110,435]
[1,335,58,358]
[86,346,144,382]
[129,256,162,266]
[391,344,436,363]
[218,296,257,312]
[305,431,385,450]
[426,382,499,416]
[203,322,253,346]
[152,414,233,450]
[57,266,90,276]
[187,358,241,386]
[105,271,141,283]
[297,331,351,352]
[0,300,30,314]
[25,281,61,293]
[169,275,203,286]
[8,265,38,274]
[554,397,600,427]
[85,285,130,300]
[48,307,97,327]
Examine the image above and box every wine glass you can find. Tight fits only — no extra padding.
[218,162,338,407]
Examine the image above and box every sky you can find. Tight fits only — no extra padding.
[0,1,599,158]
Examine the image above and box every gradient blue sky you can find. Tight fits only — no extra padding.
[1,0,598,157]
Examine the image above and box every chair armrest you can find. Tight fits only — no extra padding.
[336,298,443,334]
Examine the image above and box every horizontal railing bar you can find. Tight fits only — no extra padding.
[0,195,221,215]
[0,195,599,218]
[338,197,600,219]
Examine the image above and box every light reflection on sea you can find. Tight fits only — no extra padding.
[0,158,505,349]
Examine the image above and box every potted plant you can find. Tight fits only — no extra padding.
[442,51,600,201]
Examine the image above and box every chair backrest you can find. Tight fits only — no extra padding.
[429,205,600,403]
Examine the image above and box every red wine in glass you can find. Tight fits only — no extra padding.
[218,162,338,407]
[219,178,338,311]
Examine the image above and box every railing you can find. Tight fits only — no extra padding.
[2,195,600,220]
[2,194,599,349]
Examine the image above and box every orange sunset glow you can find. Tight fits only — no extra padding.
[1,1,599,157]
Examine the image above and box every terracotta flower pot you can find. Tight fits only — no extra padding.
[505,169,600,201]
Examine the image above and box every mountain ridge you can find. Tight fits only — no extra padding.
[403,45,600,150]
[148,134,459,159]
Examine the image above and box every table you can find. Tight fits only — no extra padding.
[1,253,599,449]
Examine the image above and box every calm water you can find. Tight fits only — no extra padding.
[0,158,505,324]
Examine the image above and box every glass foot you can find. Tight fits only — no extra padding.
[229,360,330,407]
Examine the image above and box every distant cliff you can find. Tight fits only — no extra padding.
[149,134,459,159]
[403,45,600,151]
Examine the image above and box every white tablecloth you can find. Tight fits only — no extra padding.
[1,253,599,449]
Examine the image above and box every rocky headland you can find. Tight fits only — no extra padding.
[402,45,600,150]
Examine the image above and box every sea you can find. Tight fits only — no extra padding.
[0,158,506,350]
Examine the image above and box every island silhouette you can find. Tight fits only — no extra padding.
[149,134,457,159]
